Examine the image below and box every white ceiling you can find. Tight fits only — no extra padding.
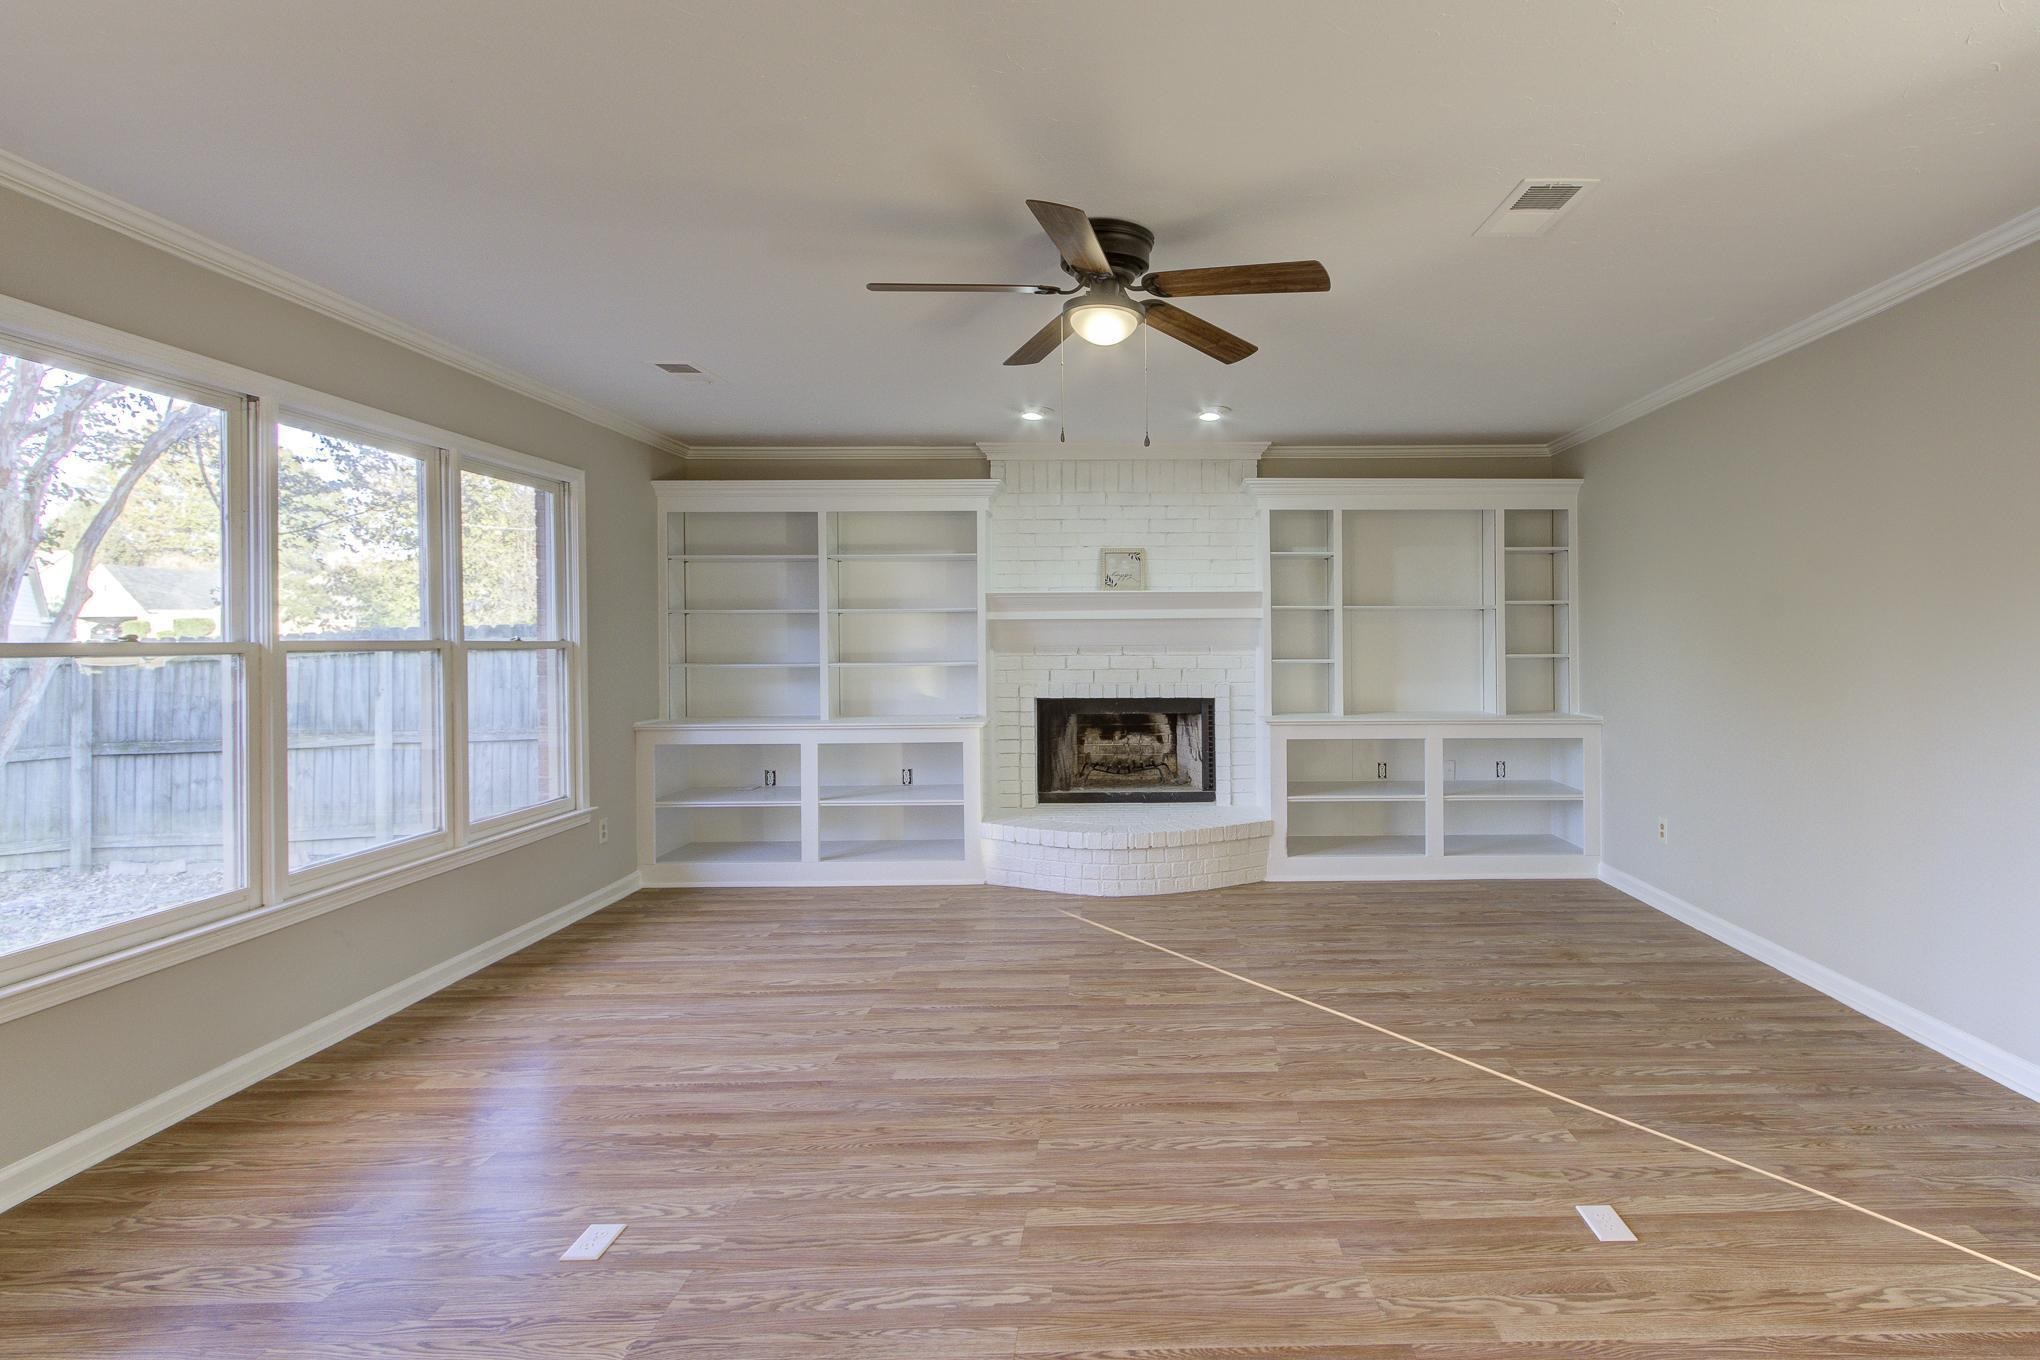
[2,1,2036,448]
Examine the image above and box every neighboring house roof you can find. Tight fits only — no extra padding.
[100,564,219,612]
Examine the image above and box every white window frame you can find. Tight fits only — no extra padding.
[456,456,582,839]
[0,293,591,1019]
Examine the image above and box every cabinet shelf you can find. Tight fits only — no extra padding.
[1443,832,1581,856]
[1288,780,1425,802]
[1287,834,1426,859]
[1506,652,1567,659]
[675,553,818,562]
[831,659,976,669]
[818,838,967,863]
[831,607,975,615]
[657,840,802,865]
[1507,600,1567,606]
[656,786,800,808]
[1444,779,1583,800]
[1273,657,1333,665]
[679,608,817,615]
[829,551,976,561]
[682,661,820,669]
[1343,603,1488,611]
[820,783,965,806]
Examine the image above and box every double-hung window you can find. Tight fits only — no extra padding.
[1,342,256,966]
[0,309,586,993]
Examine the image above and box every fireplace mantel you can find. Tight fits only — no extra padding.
[988,590,1261,648]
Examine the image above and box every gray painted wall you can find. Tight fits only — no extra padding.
[0,184,676,1168]
[1559,241,2040,1069]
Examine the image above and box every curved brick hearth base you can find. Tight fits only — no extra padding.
[981,805,1272,897]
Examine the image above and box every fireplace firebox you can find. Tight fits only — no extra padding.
[1036,698,1217,804]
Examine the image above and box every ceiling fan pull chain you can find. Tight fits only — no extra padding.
[1142,323,1151,448]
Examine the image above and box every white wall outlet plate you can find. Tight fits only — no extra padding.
[1656,817,1669,842]
[560,1223,626,1261]
[598,817,610,844]
[1576,1204,1637,1242]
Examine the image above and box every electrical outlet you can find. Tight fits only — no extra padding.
[1656,817,1668,843]
[598,818,609,844]
[560,1223,625,1261]
[1576,1204,1637,1243]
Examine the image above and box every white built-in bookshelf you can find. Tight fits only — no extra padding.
[641,481,996,884]
[1249,480,1598,880]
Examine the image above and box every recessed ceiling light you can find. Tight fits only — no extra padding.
[1197,406,1231,422]
[1020,406,1053,421]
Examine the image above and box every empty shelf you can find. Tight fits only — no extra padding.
[830,551,976,560]
[679,607,818,615]
[657,841,801,864]
[656,786,800,808]
[676,553,818,562]
[1444,780,1583,800]
[819,783,965,806]
[818,838,967,863]
[1343,603,1488,611]
[1504,546,1570,554]
[1443,832,1582,855]
[1288,780,1425,802]
[1287,834,1427,859]
[830,659,977,668]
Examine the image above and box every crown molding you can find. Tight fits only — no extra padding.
[681,445,982,462]
[1266,443,1551,460]
[1553,203,2040,453]
[0,148,689,459]
[977,441,1270,461]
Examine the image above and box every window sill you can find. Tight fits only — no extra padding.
[0,808,594,1026]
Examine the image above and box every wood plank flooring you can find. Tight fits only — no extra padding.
[4,879,2040,1356]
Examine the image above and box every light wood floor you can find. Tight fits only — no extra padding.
[5,880,2040,1357]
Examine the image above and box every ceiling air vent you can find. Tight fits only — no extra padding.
[1475,178,1599,238]
[653,362,715,383]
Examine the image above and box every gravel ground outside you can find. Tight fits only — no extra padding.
[0,867,230,955]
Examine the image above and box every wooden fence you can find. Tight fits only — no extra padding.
[0,651,555,872]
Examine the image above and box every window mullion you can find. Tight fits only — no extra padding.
[436,449,468,847]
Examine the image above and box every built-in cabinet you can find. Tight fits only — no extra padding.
[639,721,983,885]
[1269,719,1600,878]
[1250,480,1598,879]
[639,475,1599,889]
[640,481,997,884]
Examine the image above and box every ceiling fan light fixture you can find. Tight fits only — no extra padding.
[1063,290,1143,347]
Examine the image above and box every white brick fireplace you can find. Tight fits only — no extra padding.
[978,445,1274,894]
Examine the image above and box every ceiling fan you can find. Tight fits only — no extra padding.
[868,200,1330,366]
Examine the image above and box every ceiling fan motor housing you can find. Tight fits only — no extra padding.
[1080,217,1155,285]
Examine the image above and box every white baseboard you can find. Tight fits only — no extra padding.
[0,871,641,1214]
[1599,864,2040,1104]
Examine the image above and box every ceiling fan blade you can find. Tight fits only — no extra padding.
[867,282,1064,294]
[1141,260,1331,297]
[1003,313,1066,366]
[1026,199,1112,276]
[1143,302,1257,364]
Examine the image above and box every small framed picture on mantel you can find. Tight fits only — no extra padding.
[1099,547,1146,591]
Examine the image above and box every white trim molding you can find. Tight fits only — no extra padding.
[1600,864,2040,1105]
[1554,204,2040,453]
[0,148,687,458]
[682,445,982,462]
[1264,443,1552,460]
[979,440,1269,461]
[0,872,641,1214]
